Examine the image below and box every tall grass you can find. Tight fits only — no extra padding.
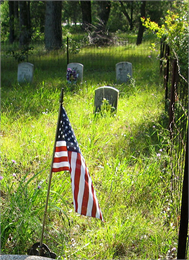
[1,34,179,259]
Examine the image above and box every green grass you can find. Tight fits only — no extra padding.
[1,36,179,259]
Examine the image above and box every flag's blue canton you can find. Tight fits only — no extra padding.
[57,106,81,154]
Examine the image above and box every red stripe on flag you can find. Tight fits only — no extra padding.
[91,183,97,218]
[81,167,89,216]
[52,166,70,172]
[68,151,72,172]
[53,156,68,163]
[55,146,67,152]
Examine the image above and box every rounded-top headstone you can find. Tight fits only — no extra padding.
[67,63,83,82]
[17,62,34,84]
[116,61,132,83]
[0,255,53,260]
[94,86,119,112]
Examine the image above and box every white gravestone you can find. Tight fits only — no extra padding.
[0,255,53,260]
[94,86,119,113]
[116,62,132,83]
[67,63,83,82]
[17,62,34,84]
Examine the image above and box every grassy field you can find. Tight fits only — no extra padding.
[1,34,179,259]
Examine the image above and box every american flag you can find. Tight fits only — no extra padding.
[52,105,103,221]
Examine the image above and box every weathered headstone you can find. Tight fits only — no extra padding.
[116,62,132,83]
[0,255,53,260]
[94,86,119,113]
[17,62,34,84]
[67,63,83,82]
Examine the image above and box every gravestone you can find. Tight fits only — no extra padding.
[94,86,119,113]
[17,62,34,84]
[116,62,132,83]
[0,256,53,260]
[67,63,83,82]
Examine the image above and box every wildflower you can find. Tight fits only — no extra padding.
[153,125,156,128]
[0,176,3,180]
[148,55,151,58]
[157,153,161,158]
[159,148,163,152]
[37,185,41,189]
[11,160,16,164]
[12,173,16,177]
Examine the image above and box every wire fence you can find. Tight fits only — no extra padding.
[162,41,188,212]
[1,35,157,76]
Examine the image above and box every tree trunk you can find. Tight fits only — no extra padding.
[14,1,19,19]
[27,0,31,41]
[80,1,91,30]
[130,1,134,31]
[13,1,19,40]
[136,1,146,45]
[19,1,30,47]
[97,1,111,30]
[9,1,15,43]
[119,1,133,31]
[45,1,62,51]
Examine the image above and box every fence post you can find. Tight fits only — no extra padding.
[177,132,188,259]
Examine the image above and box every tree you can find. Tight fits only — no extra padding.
[14,1,19,41]
[97,1,111,30]
[80,1,91,30]
[136,1,146,45]
[45,1,62,51]
[19,1,31,47]
[30,1,46,40]
[119,1,134,31]
[8,1,15,43]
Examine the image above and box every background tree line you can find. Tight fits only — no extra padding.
[1,0,173,50]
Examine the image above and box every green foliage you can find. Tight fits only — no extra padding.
[62,1,82,25]
[30,1,46,37]
[0,0,10,42]
[141,1,188,77]
[107,2,129,32]
[6,46,34,63]
[0,169,45,254]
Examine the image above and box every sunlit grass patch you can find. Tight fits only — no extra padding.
[0,37,178,259]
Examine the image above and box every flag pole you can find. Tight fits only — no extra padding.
[39,88,64,254]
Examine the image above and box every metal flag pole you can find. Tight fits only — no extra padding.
[39,88,64,255]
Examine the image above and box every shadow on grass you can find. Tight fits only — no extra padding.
[113,111,169,162]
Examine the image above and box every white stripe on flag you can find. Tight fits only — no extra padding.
[52,161,70,169]
[86,167,93,217]
[54,151,68,158]
[70,152,77,210]
[77,157,85,214]
[94,189,100,219]
[56,140,66,147]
